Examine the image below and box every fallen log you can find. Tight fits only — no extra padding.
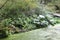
[53,13,60,17]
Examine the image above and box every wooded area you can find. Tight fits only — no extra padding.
[0,0,60,40]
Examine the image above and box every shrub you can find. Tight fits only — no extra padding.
[33,14,56,28]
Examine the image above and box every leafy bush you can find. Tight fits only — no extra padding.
[0,0,60,36]
[33,14,56,28]
[1,18,12,27]
[0,14,38,34]
[0,0,40,33]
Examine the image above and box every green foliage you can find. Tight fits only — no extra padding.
[0,14,37,32]
[0,0,38,33]
[0,0,37,19]
[0,0,60,37]
[54,17,60,24]
[1,18,12,27]
[33,14,56,28]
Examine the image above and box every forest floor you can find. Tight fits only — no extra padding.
[1,24,60,40]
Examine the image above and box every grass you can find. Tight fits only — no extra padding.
[0,28,47,40]
[54,17,60,24]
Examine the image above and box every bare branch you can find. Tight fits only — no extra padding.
[0,0,9,9]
